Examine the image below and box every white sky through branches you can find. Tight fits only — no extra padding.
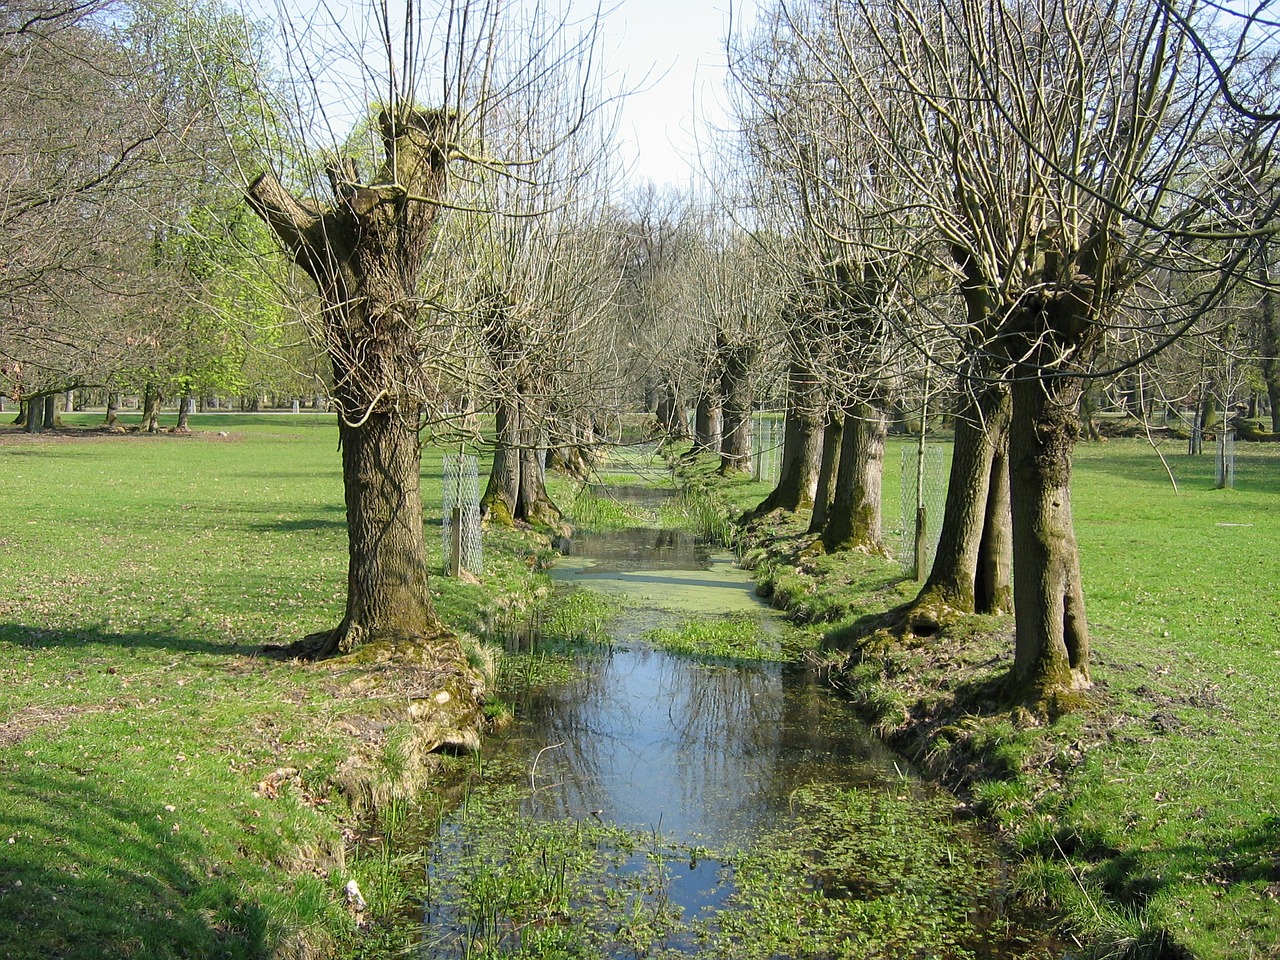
[267,0,755,190]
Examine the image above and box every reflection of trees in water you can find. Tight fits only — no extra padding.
[664,658,784,832]
[570,526,706,571]
[494,640,910,842]
[502,649,632,822]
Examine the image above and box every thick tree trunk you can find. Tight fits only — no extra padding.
[694,393,723,452]
[41,393,56,430]
[22,398,40,433]
[481,401,521,524]
[718,338,757,474]
[517,401,561,527]
[754,358,823,514]
[141,384,161,433]
[1008,373,1091,703]
[176,394,192,432]
[821,400,888,554]
[481,394,561,528]
[327,408,440,654]
[808,412,842,534]
[247,107,452,658]
[913,384,1012,616]
[104,393,119,427]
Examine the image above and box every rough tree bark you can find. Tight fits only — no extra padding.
[247,108,451,658]
[820,398,888,554]
[1004,265,1101,703]
[478,296,562,528]
[140,383,161,433]
[718,333,758,474]
[1008,372,1091,702]
[908,382,1013,622]
[807,412,842,534]
[176,393,192,432]
[753,354,823,514]
[694,392,723,452]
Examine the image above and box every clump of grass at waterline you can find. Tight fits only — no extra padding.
[690,437,1280,959]
[404,778,1055,959]
[0,414,551,959]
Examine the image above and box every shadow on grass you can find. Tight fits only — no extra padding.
[0,622,263,658]
[0,768,269,960]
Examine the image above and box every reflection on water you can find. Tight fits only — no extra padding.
[421,506,1061,958]
[495,649,904,845]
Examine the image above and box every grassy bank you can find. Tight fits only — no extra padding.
[698,438,1280,959]
[0,414,551,959]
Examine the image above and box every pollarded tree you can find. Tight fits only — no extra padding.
[247,0,604,657]
[728,0,913,551]
[431,9,619,528]
[248,106,452,656]
[833,0,1279,703]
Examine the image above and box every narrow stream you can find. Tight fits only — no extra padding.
[418,486,1062,959]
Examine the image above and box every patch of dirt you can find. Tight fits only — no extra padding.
[0,702,120,747]
[264,638,488,815]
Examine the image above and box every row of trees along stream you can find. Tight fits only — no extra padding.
[5,0,1280,705]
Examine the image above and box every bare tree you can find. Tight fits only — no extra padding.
[245,1,606,656]
[807,0,1279,702]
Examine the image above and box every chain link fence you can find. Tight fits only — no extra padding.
[442,454,483,576]
[898,445,946,578]
[753,413,783,485]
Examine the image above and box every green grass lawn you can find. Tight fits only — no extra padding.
[1050,440,1280,959]
[0,413,541,960]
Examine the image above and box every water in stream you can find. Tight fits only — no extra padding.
[418,488,1061,959]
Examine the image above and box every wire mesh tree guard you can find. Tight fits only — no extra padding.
[442,453,482,576]
[753,412,783,485]
[1216,429,1236,489]
[899,444,946,579]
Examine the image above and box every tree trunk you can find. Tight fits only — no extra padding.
[104,393,119,427]
[913,383,1012,616]
[753,358,823,514]
[41,393,56,430]
[1008,373,1091,703]
[718,336,757,474]
[517,398,561,527]
[141,384,161,433]
[330,409,440,652]
[694,392,723,452]
[808,412,843,534]
[22,398,40,433]
[247,107,452,657]
[976,432,1013,615]
[176,394,192,432]
[481,401,521,525]
[656,381,688,439]
[481,391,562,528]
[821,399,888,554]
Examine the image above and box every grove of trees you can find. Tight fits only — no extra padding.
[3,0,1278,706]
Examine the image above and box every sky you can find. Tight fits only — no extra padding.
[579,0,759,188]
[270,0,758,190]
